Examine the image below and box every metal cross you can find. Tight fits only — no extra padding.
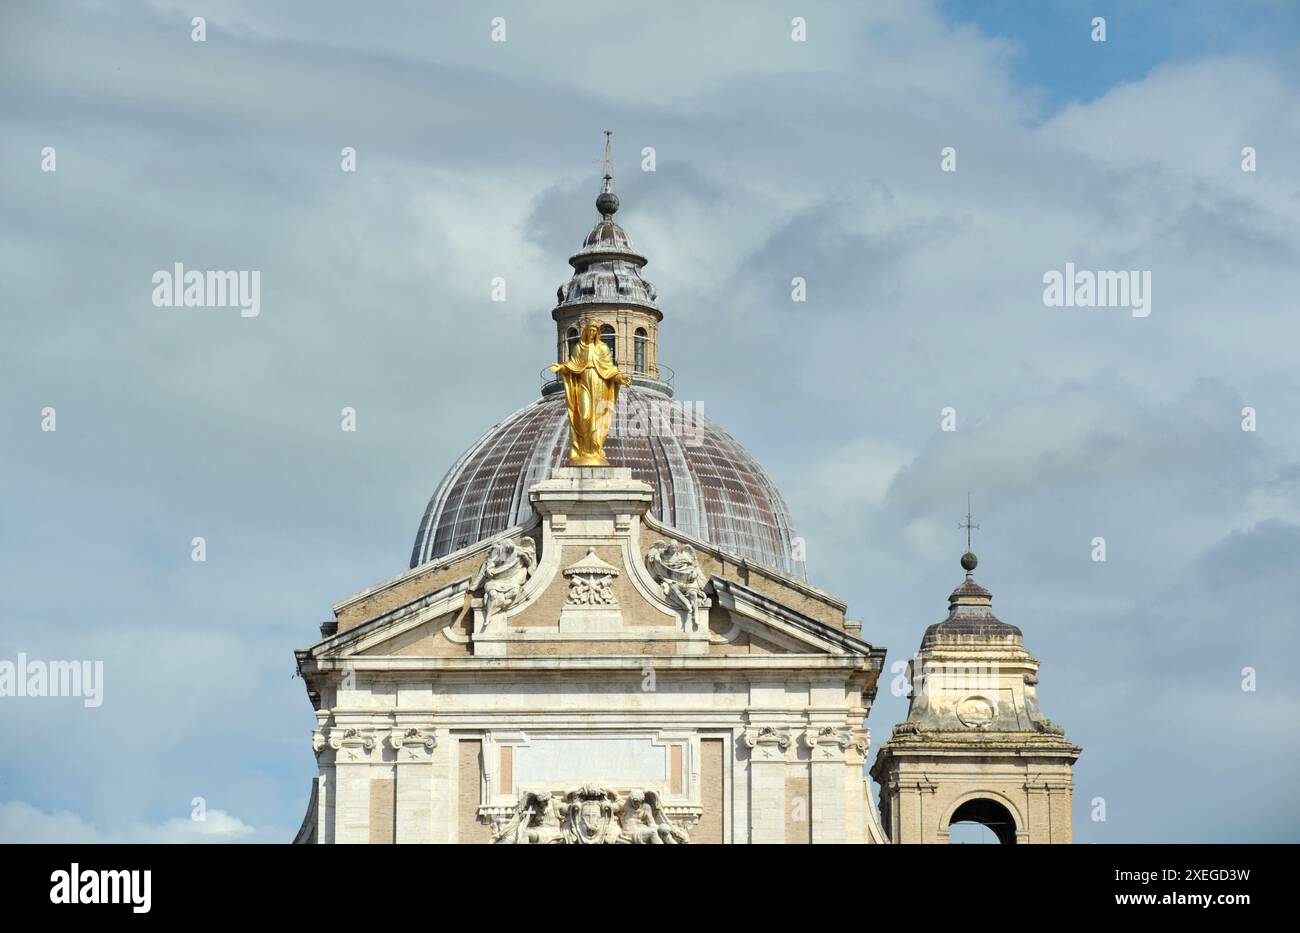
[958,493,979,551]
[593,130,618,182]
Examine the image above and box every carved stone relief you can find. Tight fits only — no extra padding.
[647,540,708,628]
[493,785,690,845]
[563,548,620,607]
[472,537,537,622]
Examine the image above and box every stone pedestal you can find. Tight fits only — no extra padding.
[471,466,711,656]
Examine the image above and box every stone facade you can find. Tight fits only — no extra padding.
[295,467,888,844]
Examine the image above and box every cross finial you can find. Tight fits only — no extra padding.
[958,492,980,551]
[594,130,617,191]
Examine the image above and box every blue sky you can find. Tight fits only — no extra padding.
[944,0,1300,111]
[1,0,1298,842]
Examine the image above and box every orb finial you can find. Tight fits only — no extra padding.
[594,130,620,218]
[958,493,980,574]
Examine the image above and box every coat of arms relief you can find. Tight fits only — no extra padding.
[562,548,620,606]
[493,785,690,845]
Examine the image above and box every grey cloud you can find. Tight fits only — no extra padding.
[2,0,1298,842]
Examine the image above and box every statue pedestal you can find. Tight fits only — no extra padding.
[470,465,709,656]
[528,466,653,540]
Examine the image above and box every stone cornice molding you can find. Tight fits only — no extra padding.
[303,655,876,673]
[307,578,473,659]
[335,519,540,614]
[712,577,884,665]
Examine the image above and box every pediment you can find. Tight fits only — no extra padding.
[708,578,879,658]
[303,559,879,664]
[296,467,882,673]
[308,578,472,661]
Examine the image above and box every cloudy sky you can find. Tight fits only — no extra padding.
[2,0,1298,842]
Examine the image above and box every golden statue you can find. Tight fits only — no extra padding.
[549,320,632,466]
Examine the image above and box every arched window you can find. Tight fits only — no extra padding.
[948,798,1017,844]
[633,327,647,374]
[565,327,578,360]
[600,324,617,362]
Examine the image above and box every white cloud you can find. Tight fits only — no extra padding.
[0,801,260,843]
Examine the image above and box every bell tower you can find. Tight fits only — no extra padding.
[550,132,670,397]
[870,541,1081,844]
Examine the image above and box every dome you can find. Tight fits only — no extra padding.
[411,133,806,583]
[921,556,1022,644]
[410,388,806,581]
[582,218,634,252]
[555,213,659,311]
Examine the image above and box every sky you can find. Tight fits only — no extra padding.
[1,0,1298,843]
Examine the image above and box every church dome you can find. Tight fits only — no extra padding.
[582,218,634,252]
[410,133,805,581]
[410,388,806,580]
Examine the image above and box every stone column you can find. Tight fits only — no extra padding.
[731,730,751,844]
[390,725,437,844]
[893,772,937,844]
[310,730,336,845]
[329,726,377,844]
[1047,779,1074,844]
[743,726,791,844]
[429,728,452,843]
[803,727,853,844]
[1025,781,1050,844]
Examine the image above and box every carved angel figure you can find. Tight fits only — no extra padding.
[647,540,707,625]
[472,537,536,620]
[617,788,689,844]
[492,791,564,845]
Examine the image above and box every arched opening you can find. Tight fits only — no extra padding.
[600,324,617,362]
[948,798,1017,844]
[633,327,647,373]
[565,327,578,361]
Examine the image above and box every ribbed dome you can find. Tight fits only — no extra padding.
[555,217,659,312]
[582,219,635,252]
[410,388,806,580]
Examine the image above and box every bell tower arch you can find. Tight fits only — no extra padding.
[870,547,1081,844]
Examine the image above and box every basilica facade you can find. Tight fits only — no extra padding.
[292,147,1079,844]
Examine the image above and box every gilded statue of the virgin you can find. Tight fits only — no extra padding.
[548,320,632,466]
